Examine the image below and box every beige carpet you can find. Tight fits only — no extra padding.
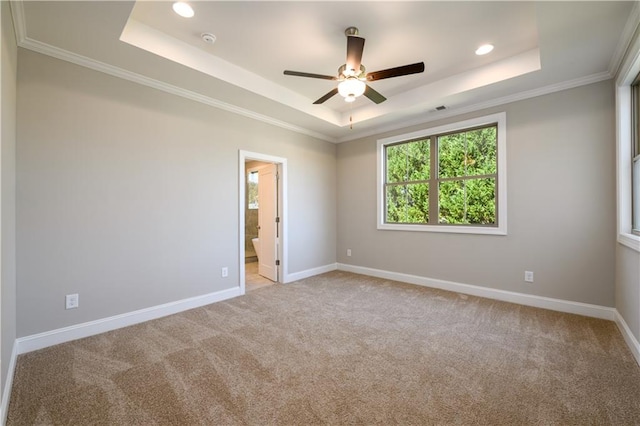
[7,271,640,425]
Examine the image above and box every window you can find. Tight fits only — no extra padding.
[632,73,640,235]
[378,113,506,235]
[615,42,640,251]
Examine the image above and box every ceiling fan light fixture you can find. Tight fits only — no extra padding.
[338,78,366,100]
[172,2,194,18]
[283,27,424,105]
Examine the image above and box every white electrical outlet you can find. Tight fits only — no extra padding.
[221,267,229,278]
[347,249,352,257]
[524,271,534,283]
[65,293,79,310]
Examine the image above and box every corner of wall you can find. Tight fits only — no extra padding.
[0,341,17,424]
[615,309,640,366]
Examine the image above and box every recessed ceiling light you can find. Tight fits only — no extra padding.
[172,2,194,18]
[475,44,494,56]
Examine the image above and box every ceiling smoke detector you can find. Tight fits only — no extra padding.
[201,33,216,44]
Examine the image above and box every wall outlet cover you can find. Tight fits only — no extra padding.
[65,293,79,309]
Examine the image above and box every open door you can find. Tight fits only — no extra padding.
[258,164,278,281]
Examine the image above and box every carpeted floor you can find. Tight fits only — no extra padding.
[7,271,640,425]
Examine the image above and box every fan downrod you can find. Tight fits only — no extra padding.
[345,27,359,37]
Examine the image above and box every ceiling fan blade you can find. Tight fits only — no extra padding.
[313,88,339,104]
[346,36,365,74]
[364,85,387,104]
[284,70,337,80]
[366,62,425,82]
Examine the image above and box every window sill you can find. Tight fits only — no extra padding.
[618,232,640,252]
[378,223,507,235]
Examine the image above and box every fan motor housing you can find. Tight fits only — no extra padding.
[339,64,366,79]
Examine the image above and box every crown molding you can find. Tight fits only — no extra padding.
[13,28,611,147]
[7,0,622,146]
[609,0,640,78]
[20,36,337,143]
[338,71,612,143]
[9,1,337,143]
[8,0,27,43]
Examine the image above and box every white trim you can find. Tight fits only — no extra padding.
[609,1,640,78]
[239,151,288,290]
[9,0,626,148]
[337,263,616,321]
[283,263,338,284]
[8,0,26,44]
[0,342,17,425]
[375,223,506,235]
[338,72,612,144]
[120,17,342,129]
[13,35,336,144]
[16,287,240,355]
[619,232,640,252]
[615,309,640,367]
[376,112,507,235]
[615,21,640,253]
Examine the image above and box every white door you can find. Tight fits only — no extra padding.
[258,164,278,281]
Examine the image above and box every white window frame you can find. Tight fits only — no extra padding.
[616,34,640,252]
[377,112,507,235]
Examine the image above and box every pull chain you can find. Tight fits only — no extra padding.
[349,100,354,130]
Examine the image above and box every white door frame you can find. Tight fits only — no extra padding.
[238,150,288,294]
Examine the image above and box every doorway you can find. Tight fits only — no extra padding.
[239,151,287,294]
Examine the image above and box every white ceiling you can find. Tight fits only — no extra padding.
[12,1,639,143]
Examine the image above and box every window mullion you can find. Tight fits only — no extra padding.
[438,173,496,182]
[429,136,438,224]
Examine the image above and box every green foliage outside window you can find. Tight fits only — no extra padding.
[385,140,430,223]
[384,125,498,226]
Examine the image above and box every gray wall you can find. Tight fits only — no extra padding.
[616,244,640,339]
[337,80,616,307]
[16,49,337,337]
[1,0,17,400]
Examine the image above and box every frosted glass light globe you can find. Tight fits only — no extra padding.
[338,78,366,99]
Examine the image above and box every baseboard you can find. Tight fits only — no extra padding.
[16,286,242,355]
[283,263,337,284]
[615,310,640,366]
[337,263,616,321]
[1,341,18,425]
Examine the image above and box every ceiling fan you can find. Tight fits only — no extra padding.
[284,27,425,105]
